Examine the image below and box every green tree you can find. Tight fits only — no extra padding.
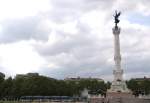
[3,77,13,100]
[0,72,5,99]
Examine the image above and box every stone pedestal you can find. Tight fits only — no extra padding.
[108,80,130,93]
[107,92,133,98]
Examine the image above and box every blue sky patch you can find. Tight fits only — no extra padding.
[126,13,150,26]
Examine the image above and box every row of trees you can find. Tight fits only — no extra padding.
[0,72,150,100]
[0,72,109,100]
[127,78,150,95]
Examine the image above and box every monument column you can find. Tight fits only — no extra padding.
[113,27,123,81]
[107,11,130,95]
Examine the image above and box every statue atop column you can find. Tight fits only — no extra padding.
[113,10,121,29]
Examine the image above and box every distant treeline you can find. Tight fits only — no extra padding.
[126,77,150,96]
[0,72,150,100]
[0,72,108,100]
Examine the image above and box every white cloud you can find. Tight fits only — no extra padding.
[0,0,51,20]
[0,0,149,81]
[0,41,46,76]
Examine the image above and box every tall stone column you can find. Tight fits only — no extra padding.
[108,26,129,93]
[113,27,123,82]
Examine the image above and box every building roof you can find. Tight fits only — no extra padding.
[64,77,103,81]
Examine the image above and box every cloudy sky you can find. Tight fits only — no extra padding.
[0,0,149,81]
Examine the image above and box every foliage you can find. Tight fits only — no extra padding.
[126,78,150,96]
[0,72,108,100]
[0,72,150,100]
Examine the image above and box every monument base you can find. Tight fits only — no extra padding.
[106,91,133,98]
[107,80,133,98]
[108,80,130,92]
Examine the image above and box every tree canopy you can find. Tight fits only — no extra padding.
[0,72,150,100]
